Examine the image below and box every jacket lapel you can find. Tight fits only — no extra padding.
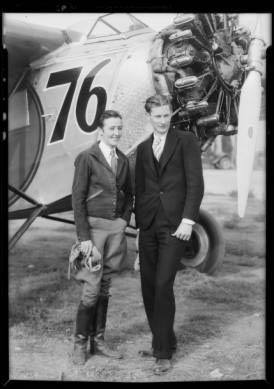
[89,142,126,178]
[89,142,113,175]
[159,128,178,175]
[116,149,126,178]
[144,134,158,177]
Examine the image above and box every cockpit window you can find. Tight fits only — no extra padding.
[88,21,117,38]
[87,13,148,39]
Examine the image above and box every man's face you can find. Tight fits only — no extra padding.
[147,105,172,135]
[100,117,123,147]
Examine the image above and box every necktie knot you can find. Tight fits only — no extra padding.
[154,137,161,146]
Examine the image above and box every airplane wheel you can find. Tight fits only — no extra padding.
[179,209,225,275]
[218,155,232,170]
[213,154,232,170]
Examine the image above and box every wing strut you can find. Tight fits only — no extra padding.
[9,203,46,250]
[8,184,47,249]
[8,184,74,250]
[9,184,138,248]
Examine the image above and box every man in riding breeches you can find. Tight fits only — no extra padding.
[71,110,133,365]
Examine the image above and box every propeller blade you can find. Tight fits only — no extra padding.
[236,71,262,217]
[236,16,265,218]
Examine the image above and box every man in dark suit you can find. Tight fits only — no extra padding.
[135,94,204,375]
[72,110,133,365]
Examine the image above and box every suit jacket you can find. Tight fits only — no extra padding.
[135,127,204,230]
[72,142,133,241]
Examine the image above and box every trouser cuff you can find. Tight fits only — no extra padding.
[153,350,173,359]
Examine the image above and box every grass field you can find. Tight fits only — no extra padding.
[8,193,265,381]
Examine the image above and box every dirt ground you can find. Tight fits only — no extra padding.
[8,190,265,382]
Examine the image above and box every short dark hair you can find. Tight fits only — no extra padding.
[98,110,122,128]
[144,94,172,114]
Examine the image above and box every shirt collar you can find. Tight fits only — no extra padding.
[153,131,168,143]
[99,140,118,158]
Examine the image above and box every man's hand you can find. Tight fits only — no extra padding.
[82,244,102,272]
[171,222,193,240]
[91,246,102,262]
[80,240,93,257]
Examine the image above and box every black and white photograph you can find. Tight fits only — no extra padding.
[2,11,272,382]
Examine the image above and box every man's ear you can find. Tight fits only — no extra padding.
[97,127,103,140]
[145,112,151,121]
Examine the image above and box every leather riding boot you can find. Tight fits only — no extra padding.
[73,335,88,366]
[94,295,123,359]
[72,302,96,365]
[88,299,98,355]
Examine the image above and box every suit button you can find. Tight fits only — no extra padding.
[160,191,164,195]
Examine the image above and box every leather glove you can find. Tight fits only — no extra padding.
[84,246,102,272]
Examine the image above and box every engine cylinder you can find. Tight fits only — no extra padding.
[197,113,219,127]
[169,29,193,41]
[169,55,193,68]
[173,14,195,29]
[186,100,208,115]
[175,76,199,90]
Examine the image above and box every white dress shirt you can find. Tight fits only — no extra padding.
[152,132,168,159]
[153,132,195,226]
[99,140,118,167]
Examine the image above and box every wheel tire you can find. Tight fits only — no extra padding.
[179,209,225,275]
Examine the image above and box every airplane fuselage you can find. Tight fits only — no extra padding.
[9,29,156,211]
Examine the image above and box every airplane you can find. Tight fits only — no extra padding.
[4,12,266,275]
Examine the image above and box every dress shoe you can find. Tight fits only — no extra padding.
[153,358,172,375]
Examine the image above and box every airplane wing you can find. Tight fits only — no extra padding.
[3,15,83,94]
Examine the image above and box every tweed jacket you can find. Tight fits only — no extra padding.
[135,127,204,230]
[72,142,133,241]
